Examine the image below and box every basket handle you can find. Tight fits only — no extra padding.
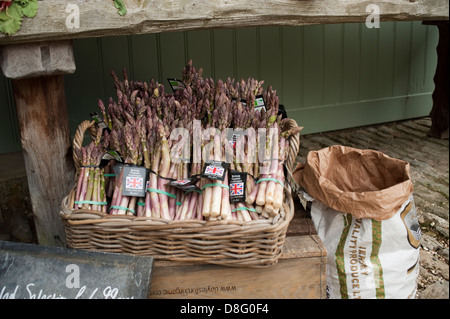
[72,120,97,174]
[280,118,301,173]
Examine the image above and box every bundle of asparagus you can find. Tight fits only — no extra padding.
[179,61,299,220]
[81,60,300,221]
[73,129,108,212]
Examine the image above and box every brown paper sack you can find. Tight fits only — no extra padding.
[293,145,414,221]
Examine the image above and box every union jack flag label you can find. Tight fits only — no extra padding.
[202,161,229,181]
[126,177,143,189]
[230,183,244,196]
[205,166,224,176]
[122,166,147,197]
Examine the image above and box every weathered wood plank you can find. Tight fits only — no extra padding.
[0,41,75,79]
[150,234,327,299]
[0,0,448,45]
[12,75,75,246]
[150,257,325,299]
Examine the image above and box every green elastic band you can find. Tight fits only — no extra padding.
[201,183,229,190]
[256,178,284,187]
[104,174,116,177]
[146,188,177,199]
[176,201,182,206]
[137,202,145,206]
[109,205,136,214]
[232,206,257,213]
[75,200,108,206]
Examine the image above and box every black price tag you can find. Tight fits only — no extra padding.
[254,95,266,112]
[167,78,186,92]
[122,165,147,198]
[90,112,111,133]
[166,177,201,192]
[228,171,247,203]
[201,161,229,181]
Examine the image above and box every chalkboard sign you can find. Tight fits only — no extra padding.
[0,241,154,299]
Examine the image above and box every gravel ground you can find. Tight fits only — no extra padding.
[296,117,449,299]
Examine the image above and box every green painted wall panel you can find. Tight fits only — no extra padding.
[159,32,187,80]
[99,36,132,99]
[360,24,379,100]
[235,27,259,80]
[393,22,413,96]
[377,22,395,97]
[212,29,236,80]
[288,93,433,134]
[303,25,325,107]
[130,33,160,83]
[323,24,343,106]
[186,30,213,78]
[259,27,283,96]
[281,26,303,109]
[409,22,429,95]
[0,22,439,154]
[65,37,104,130]
[342,23,361,103]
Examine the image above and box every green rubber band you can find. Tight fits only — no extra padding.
[176,201,182,206]
[104,173,116,177]
[256,177,284,187]
[146,188,177,199]
[201,183,229,190]
[75,200,108,206]
[137,202,145,206]
[232,206,257,213]
[109,205,136,214]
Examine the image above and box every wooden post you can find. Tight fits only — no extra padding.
[424,21,449,139]
[0,41,76,246]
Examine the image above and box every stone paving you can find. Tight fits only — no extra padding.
[295,116,449,299]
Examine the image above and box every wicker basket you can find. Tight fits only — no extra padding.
[60,118,301,267]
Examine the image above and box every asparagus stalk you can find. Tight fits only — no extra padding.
[209,133,223,217]
[264,122,279,206]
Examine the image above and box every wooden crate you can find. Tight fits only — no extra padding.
[148,204,327,299]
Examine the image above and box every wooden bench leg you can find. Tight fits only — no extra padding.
[1,41,76,246]
[11,75,75,246]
